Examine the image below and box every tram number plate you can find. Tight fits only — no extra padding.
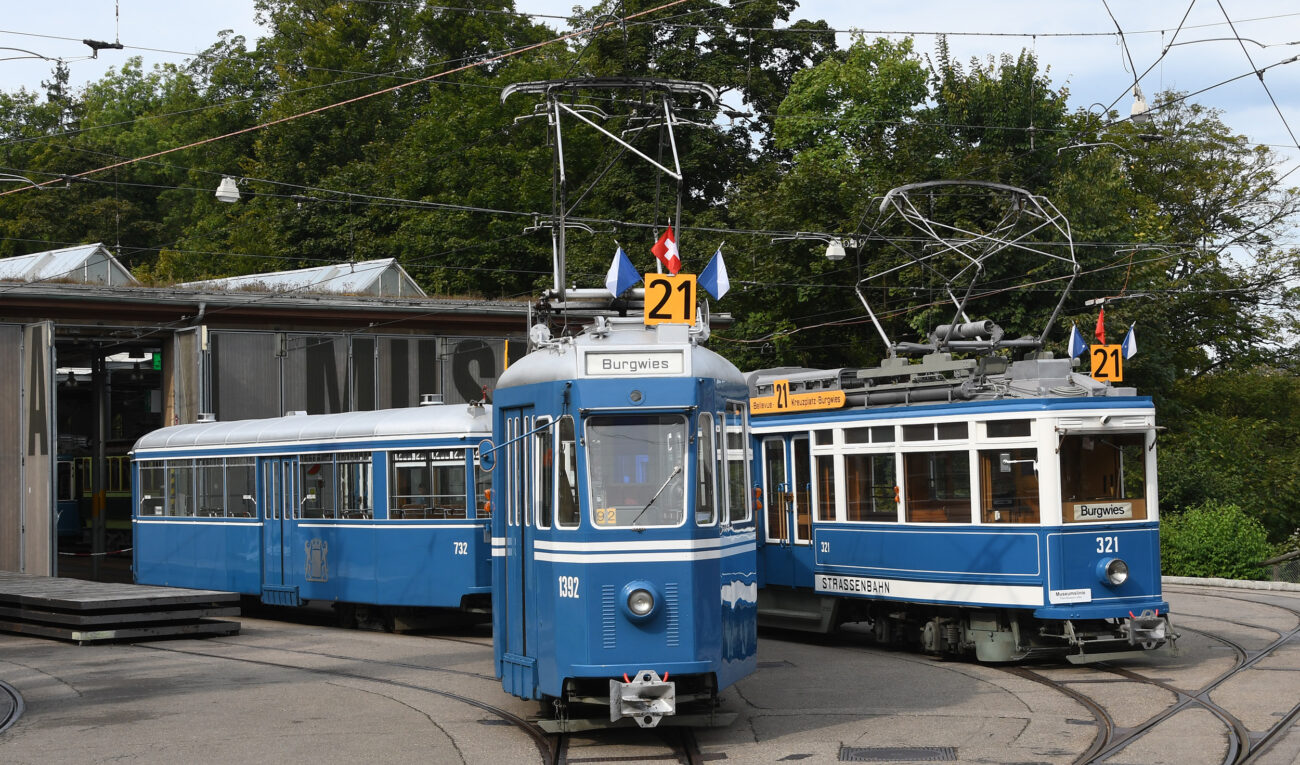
[595,507,618,526]
[453,541,468,555]
[1090,344,1124,382]
[644,273,697,326]
[558,576,580,599]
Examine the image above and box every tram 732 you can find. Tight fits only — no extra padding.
[131,403,493,627]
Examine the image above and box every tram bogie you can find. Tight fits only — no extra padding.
[490,316,757,728]
[748,350,1177,663]
[131,403,494,625]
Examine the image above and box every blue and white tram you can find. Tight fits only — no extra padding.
[490,316,757,728]
[748,353,1175,662]
[131,403,493,626]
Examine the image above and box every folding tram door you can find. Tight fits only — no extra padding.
[760,435,811,588]
[500,407,538,692]
[261,457,298,602]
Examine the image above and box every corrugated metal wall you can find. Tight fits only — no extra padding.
[204,330,510,421]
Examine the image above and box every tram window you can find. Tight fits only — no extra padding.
[57,461,75,502]
[556,416,579,527]
[845,454,897,522]
[814,430,833,446]
[845,428,871,444]
[337,454,372,519]
[536,418,554,529]
[391,451,431,518]
[986,419,1031,439]
[226,459,256,518]
[902,424,932,442]
[198,458,225,517]
[137,460,166,516]
[1060,433,1148,522]
[872,426,894,443]
[903,451,971,523]
[937,422,968,440]
[165,461,196,517]
[586,413,687,528]
[725,402,752,524]
[301,456,336,518]
[815,455,835,522]
[696,413,717,526]
[474,461,492,519]
[978,449,1039,523]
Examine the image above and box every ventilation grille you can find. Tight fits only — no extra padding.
[601,584,617,649]
[665,583,680,647]
[839,747,956,762]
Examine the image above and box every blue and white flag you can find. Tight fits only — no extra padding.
[699,246,730,300]
[605,245,640,297]
[1067,323,1087,358]
[1122,323,1137,359]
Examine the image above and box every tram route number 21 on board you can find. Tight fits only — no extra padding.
[644,273,697,326]
[1089,344,1123,382]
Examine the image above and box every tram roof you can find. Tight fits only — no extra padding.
[132,403,491,452]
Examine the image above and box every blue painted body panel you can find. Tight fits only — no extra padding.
[493,366,757,703]
[131,411,491,612]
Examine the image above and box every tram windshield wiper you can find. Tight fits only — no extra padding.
[629,465,681,529]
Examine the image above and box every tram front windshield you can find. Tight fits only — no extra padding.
[586,413,687,528]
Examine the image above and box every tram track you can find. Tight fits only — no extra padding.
[0,680,24,736]
[998,587,1300,764]
[549,725,704,765]
[137,641,554,764]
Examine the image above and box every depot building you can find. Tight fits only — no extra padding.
[0,244,529,577]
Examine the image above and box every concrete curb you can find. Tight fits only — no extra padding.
[1163,576,1300,593]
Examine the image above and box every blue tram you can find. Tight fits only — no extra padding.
[131,403,493,627]
[747,349,1175,662]
[490,316,757,727]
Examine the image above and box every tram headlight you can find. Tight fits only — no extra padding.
[621,581,659,621]
[1097,557,1129,586]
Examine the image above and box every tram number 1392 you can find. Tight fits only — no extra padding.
[558,576,580,599]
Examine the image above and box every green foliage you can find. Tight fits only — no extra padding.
[1160,502,1274,580]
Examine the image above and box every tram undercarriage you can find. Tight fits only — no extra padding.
[535,673,733,733]
[759,589,1177,663]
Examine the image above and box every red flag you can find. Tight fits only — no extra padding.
[651,228,681,275]
[1094,307,1106,345]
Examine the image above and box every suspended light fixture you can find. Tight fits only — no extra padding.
[1130,84,1151,124]
[215,175,241,203]
[824,239,847,261]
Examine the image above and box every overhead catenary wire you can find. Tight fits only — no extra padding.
[0,0,699,200]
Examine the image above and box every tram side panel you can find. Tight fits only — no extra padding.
[750,401,1172,661]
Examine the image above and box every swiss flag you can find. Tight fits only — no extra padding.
[651,228,681,275]
[1094,307,1106,345]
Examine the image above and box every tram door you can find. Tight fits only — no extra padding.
[761,436,812,588]
[501,408,535,667]
[261,458,296,589]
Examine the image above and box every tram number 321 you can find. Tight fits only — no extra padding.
[1096,536,1119,553]
[558,576,580,599]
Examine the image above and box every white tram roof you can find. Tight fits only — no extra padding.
[497,316,744,389]
[133,404,491,452]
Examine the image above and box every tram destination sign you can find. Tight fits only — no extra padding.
[750,379,846,414]
[584,350,685,377]
[1072,501,1134,522]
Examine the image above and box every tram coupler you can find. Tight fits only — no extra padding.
[610,670,675,728]
[1125,609,1177,652]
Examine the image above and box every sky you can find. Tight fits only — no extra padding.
[1,1,1298,166]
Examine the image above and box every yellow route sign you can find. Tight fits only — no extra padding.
[1090,344,1124,382]
[750,379,847,414]
[643,273,697,326]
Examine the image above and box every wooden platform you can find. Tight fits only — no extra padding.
[0,572,240,644]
